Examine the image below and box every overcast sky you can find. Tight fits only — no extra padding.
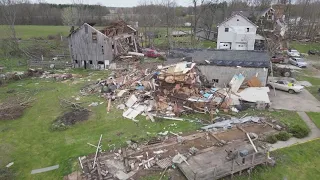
[43,0,195,7]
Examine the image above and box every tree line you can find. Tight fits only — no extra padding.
[0,1,110,25]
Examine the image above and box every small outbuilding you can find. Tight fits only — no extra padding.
[168,49,270,87]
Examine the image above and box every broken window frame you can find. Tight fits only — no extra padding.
[85,25,88,34]
[92,32,98,43]
[212,79,219,83]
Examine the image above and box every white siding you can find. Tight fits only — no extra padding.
[217,15,257,50]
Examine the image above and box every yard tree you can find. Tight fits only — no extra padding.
[62,7,79,26]
[191,0,206,46]
[161,0,176,49]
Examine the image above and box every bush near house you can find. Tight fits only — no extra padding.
[275,131,291,141]
[265,134,278,144]
[288,124,310,138]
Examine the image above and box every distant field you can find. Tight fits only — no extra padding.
[0,25,70,39]
[290,41,320,53]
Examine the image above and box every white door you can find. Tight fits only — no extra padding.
[219,42,231,50]
[236,43,247,50]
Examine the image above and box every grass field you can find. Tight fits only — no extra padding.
[290,41,320,53]
[0,25,70,39]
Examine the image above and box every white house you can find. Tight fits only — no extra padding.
[217,14,257,50]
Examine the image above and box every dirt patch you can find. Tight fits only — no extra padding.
[51,109,90,131]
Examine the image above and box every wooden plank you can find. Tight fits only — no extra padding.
[246,133,258,153]
[210,132,226,145]
[122,148,130,173]
[236,125,247,133]
[96,159,103,180]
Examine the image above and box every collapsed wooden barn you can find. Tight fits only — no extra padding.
[68,21,139,70]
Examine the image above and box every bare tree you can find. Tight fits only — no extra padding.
[162,0,176,48]
[192,0,205,46]
[62,7,79,26]
[0,0,25,54]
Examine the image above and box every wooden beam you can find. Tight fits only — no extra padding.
[92,134,103,168]
[236,125,247,133]
[96,159,103,180]
[246,133,258,153]
[210,132,226,145]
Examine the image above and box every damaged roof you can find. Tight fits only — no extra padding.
[100,20,137,37]
[168,49,270,68]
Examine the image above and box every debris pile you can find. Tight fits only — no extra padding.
[51,98,90,131]
[0,69,73,85]
[79,61,272,122]
[100,20,140,57]
[0,96,34,120]
[79,119,276,180]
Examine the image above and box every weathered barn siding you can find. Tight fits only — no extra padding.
[198,65,268,86]
[68,23,113,69]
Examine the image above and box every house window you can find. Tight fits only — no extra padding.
[89,60,93,64]
[237,19,239,21]
[102,45,104,55]
[85,25,88,34]
[97,61,104,65]
[92,32,97,42]
[247,28,250,32]
[225,28,229,32]
[112,44,114,49]
[212,79,219,83]
[75,60,78,64]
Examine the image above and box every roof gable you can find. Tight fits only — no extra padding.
[68,23,108,38]
[218,13,257,27]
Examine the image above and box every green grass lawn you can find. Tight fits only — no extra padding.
[236,109,308,130]
[290,41,320,53]
[307,112,320,129]
[0,71,200,179]
[202,40,217,48]
[235,139,320,180]
[0,25,70,39]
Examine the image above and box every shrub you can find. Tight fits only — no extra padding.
[265,135,278,144]
[288,124,310,138]
[275,131,291,141]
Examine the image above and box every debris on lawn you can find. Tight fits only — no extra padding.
[0,96,34,120]
[0,69,73,85]
[30,165,59,174]
[51,99,90,131]
[51,109,90,131]
[62,53,288,179]
[6,162,14,168]
[78,121,277,180]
